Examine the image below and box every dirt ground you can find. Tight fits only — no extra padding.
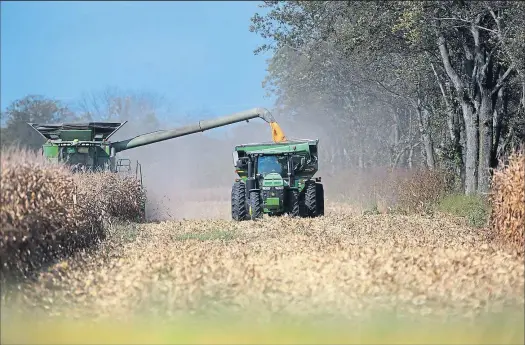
[3,200,523,326]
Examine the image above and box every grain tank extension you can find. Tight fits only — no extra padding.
[30,107,283,174]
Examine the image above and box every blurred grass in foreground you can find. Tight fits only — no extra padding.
[2,308,523,344]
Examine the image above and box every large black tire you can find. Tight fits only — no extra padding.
[304,181,318,218]
[287,189,300,217]
[316,182,325,217]
[298,192,308,217]
[248,190,263,220]
[231,181,248,221]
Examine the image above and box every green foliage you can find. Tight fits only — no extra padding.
[436,194,490,228]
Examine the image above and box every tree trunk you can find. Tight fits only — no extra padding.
[521,78,525,114]
[436,31,478,194]
[461,101,479,195]
[430,62,458,145]
[458,112,466,190]
[492,84,506,168]
[477,88,493,194]
[416,105,435,170]
[408,145,414,169]
[358,143,365,170]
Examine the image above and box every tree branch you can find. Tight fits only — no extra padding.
[436,30,464,91]
[431,17,498,34]
[491,64,515,96]
[372,79,416,108]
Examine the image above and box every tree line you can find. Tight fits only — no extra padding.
[0,88,169,151]
[3,1,523,197]
[0,88,272,190]
[250,0,525,195]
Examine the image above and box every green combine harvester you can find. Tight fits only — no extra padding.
[28,108,282,181]
[231,139,324,220]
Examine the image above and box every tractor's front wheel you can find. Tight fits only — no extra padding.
[231,181,248,221]
[248,190,263,220]
[287,189,300,217]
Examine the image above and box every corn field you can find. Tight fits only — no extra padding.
[1,147,524,344]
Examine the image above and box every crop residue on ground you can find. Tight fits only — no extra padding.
[3,204,523,324]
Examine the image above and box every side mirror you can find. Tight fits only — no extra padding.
[236,158,248,170]
[232,151,239,167]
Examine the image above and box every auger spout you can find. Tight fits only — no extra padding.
[112,107,279,153]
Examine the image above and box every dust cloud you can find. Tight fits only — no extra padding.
[265,100,407,207]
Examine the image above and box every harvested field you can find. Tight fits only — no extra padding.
[3,203,523,323]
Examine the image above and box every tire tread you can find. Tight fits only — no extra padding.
[231,181,248,221]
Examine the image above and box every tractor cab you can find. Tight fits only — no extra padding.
[256,154,306,178]
[257,154,289,177]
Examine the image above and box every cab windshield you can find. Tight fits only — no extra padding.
[257,155,288,176]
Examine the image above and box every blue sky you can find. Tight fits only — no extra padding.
[0,1,274,123]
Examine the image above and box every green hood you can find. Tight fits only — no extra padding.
[262,172,284,187]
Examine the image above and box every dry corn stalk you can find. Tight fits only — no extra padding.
[0,147,146,280]
[490,149,525,254]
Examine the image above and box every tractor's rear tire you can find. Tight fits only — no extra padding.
[316,182,325,217]
[304,181,318,217]
[248,190,263,220]
[231,181,248,221]
[287,189,300,217]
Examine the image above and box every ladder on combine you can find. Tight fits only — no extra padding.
[116,158,146,221]
[116,158,143,188]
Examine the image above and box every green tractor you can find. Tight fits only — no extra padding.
[231,139,324,220]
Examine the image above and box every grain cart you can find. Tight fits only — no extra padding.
[231,139,324,220]
[29,107,286,177]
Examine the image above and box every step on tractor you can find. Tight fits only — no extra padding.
[231,139,324,220]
